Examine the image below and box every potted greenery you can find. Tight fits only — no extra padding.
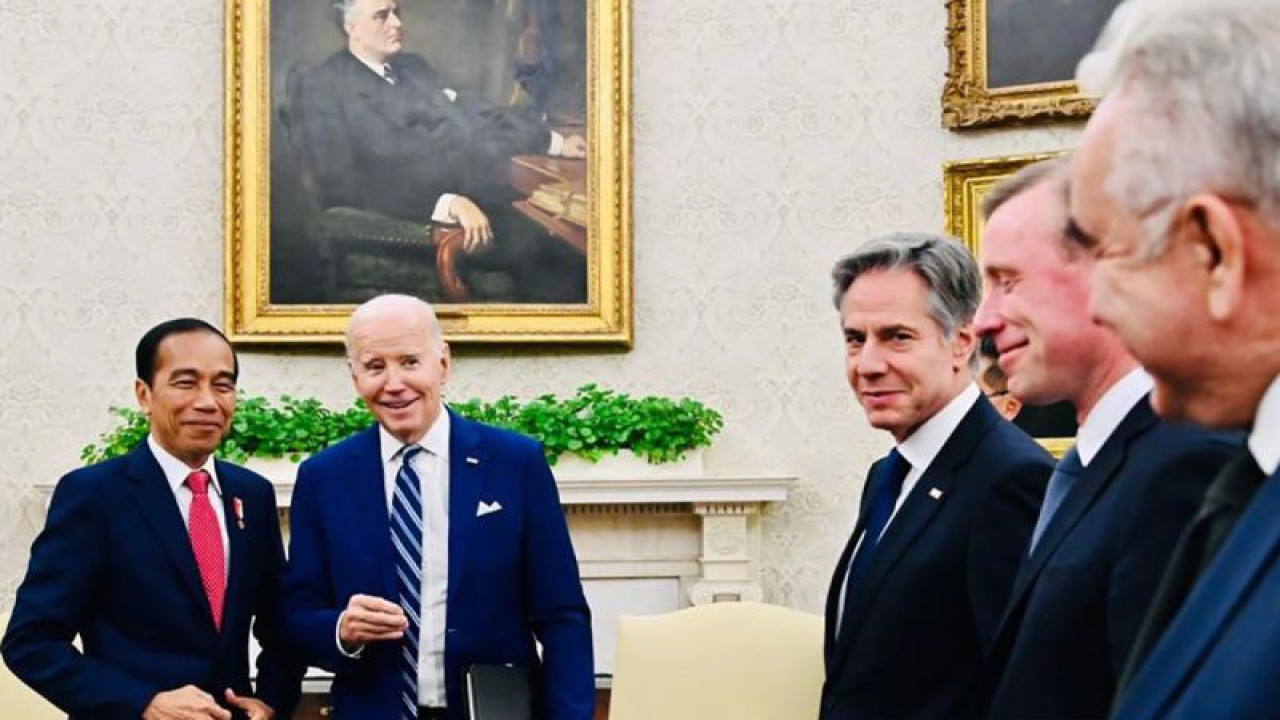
[82,384,724,481]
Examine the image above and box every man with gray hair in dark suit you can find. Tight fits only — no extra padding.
[820,232,1051,719]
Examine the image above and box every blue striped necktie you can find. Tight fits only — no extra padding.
[1028,446,1083,554]
[391,445,425,719]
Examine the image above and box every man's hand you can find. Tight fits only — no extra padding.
[225,689,274,720]
[339,593,408,648]
[449,196,493,252]
[142,686,231,720]
[562,134,587,158]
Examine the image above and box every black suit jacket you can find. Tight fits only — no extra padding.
[984,397,1236,719]
[295,50,552,224]
[1,444,303,719]
[820,396,1052,720]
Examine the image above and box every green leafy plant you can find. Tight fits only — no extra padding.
[81,384,724,466]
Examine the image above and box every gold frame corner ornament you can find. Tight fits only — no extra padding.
[941,0,1099,129]
[223,0,634,345]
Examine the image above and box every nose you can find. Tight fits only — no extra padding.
[973,290,1003,338]
[388,11,402,29]
[192,382,218,411]
[383,364,406,392]
[856,339,889,378]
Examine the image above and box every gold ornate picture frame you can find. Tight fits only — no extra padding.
[944,150,1075,456]
[942,0,1114,129]
[225,0,632,345]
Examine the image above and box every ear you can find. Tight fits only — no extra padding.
[135,378,153,417]
[1004,396,1023,421]
[951,323,976,371]
[439,342,453,385]
[1184,193,1247,321]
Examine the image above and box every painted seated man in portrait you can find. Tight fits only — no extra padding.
[295,0,587,303]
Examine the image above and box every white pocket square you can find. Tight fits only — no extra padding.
[476,500,503,517]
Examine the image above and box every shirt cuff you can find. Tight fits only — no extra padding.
[548,131,564,156]
[431,194,460,224]
[335,610,364,659]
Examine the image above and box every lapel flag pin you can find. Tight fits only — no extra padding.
[928,488,943,500]
[466,456,480,465]
[232,497,245,530]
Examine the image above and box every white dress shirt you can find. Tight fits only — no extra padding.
[373,412,452,708]
[148,434,230,573]
[836,383,980,632]
[1074,368,1154,467]
[1248,372,1280,475]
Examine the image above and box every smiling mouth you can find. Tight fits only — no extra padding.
[380,397,420,411]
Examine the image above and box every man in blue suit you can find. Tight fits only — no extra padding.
[2,319,302,719]
[973,158,1235,718]
[281,294,593,719]
[1069,1,1280,717]
[820,232,1051,719]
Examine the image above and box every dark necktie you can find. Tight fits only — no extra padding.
[1028,446,1084,554]
[383,63,398,86]
[1118,448,1266,691]
[391,445,425,719]
[186,470,225,631]
[839,449,909,635]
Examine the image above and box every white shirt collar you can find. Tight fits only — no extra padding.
[379,407,452,464]
[897,383,981,474]
[147,434,221,497]
[1248,373,1280,476]
[1075,367,1153,466]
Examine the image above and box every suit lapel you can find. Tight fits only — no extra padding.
[1126,468,1280,716]
[1001,400,1157,634]
[447,409,484,594]
[127,444,210,617]
[346,426,398,599]
[833,398,997,665]
[217,463,250,636]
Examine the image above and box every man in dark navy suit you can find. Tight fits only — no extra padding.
[2,319,302,719]
[1069,1,1280,716]
[295,0,587,303]
[973,158,1235,719]
[281,294,592,720]
[820,232,1051,719]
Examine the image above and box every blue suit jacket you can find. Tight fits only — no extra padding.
[819,397,1051,719]
[1,443,302,719]
[1111,461,1280,719]
[281,410,594,719]
[985,399,1236,718]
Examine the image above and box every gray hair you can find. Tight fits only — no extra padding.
[1077,0,1280,255]
[333,0,358,31]
[831,231,981,340]
[345,294,445,359]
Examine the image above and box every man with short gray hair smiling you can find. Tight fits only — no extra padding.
[1068,0,1280,716]
[820,232,1051,719]
[280,294,593,720]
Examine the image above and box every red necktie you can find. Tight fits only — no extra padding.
[186,470,226,630]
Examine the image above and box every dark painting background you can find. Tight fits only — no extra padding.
[986,0,1119,89]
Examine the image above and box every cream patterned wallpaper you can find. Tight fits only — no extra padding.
[0,0,1081,612]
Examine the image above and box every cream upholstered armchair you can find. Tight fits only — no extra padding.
[608,602,824,720]
[0,611,64,719]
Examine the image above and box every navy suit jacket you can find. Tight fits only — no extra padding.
[1,444,302,719]
[985,398,1236,719]
[1111,461,1280,719]
[281,410,594,720]
[295,50,552,225]
[820,396,1051,719]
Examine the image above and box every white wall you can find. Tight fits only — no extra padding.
[0,0,1080,611]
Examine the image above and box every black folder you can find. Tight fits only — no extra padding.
[464,664,532,720]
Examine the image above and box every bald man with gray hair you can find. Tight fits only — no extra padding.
[1068,0,1280,717]
[282,294,593,720]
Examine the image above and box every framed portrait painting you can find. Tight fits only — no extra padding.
[225,0,632,344]
[944,150,1076,456]
[942,0,1120,129]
